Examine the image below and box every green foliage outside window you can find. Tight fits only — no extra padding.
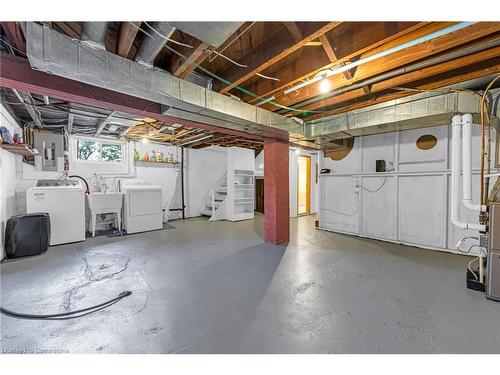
[77,140,122,163]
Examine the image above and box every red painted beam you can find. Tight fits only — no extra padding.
[0,52,287,141]
[264,138,290,244]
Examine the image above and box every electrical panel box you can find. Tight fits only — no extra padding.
[375,159,386,172]
[33,131,64,171]
[487,204,500,301]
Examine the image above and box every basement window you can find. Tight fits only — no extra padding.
[416,134,438,150]
[77,140,123,163]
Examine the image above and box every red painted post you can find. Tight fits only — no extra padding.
[264,138,289,245]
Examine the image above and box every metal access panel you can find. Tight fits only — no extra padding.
[487,204,500,301]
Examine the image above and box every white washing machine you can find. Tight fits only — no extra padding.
[27,179,86,246]
[120,180,163,234]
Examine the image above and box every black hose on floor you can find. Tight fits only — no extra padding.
[0,291,132,320]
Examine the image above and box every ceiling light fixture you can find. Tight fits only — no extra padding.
[281,22,474,95]
[319,77,330,94]
[142,138,149,144]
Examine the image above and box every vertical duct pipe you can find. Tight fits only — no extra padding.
[450,115,485,231]
[135,22,176,66]
[80,22,109,49]
[462,113,487,212]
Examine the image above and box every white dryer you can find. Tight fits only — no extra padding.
[120,180,163,234]
[27,179,86,246]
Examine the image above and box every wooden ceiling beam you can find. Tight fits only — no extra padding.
[296,42,500,116]
[1,22,25,52]
[261,22,500,111]
[213,22,342,93]
[117,22,141,58]
[53,22,80,39]
[307,62,500,121]
[171,40,211,78]
[319,33,355,80]
[283,22,303,42]
[244,21,432,104]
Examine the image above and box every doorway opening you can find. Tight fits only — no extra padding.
[297,155,311,216]
[255,178,264,213]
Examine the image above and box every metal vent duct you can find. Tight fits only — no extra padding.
[23,22,499,150]
[167,22,244,48]
[306,90,500,148]
[25,22,303,141]
[80,22,109,49]
[135,22,175,66]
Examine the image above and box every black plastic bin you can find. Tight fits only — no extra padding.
[5,213,50,258]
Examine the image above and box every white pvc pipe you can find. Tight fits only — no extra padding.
[461,113,487,212]
[450,114,485,231]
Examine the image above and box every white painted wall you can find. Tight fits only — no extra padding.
[1,100,229,257]
[318,123,496,255]
[184,146,228,218]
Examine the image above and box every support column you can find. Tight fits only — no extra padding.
[264,139,289,244]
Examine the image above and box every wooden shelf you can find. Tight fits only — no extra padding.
[0,143,35,156]
[135,159,180,165]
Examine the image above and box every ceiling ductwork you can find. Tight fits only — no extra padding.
[80,22,109,49]
[23,22,499,150]
[306,90,500,148]
[24,22,304,143]
[135,22,176,66]
[167,22,244,48]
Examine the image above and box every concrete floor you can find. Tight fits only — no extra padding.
[1,214,499,354]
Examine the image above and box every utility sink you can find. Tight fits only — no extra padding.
[87,192,123,211]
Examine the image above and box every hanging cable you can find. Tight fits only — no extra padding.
[142,22,194,48]
[209,50,247,67]
[208,22,256,62]
[1,291,132,320]
[256,72,280,81]
[358,177,387,193]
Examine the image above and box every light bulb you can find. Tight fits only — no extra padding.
[142,138,149,144]
[319,78,330,93]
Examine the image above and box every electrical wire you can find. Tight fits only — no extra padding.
[130,22,325,114]
[256,72,280,82]
[208,22,256,62]
[208,50,247,67]
[358,177,388,193]
[0,291,132,320]
[142,22,194,49]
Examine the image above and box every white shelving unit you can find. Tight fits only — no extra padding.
[226,147,255,221]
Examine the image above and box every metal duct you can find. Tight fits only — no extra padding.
[80,22,109,49]
[278,37,500,114]
[167,22,244,48]
[25,22,302,142]
[135,22,175,66]
[306,90,500,148]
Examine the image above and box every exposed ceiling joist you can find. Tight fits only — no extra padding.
[283,22,303,42]
[308,62,500,121]
[117,22,141,58]
[95,111,116,135]
[171,40,211,78]
[214,22,342,93]
[262,22,500,112]
[12,89,43,128]
[244,22,430,104]
[319,33,355,80]
[1,22,25,52]
[300,42,500,116]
